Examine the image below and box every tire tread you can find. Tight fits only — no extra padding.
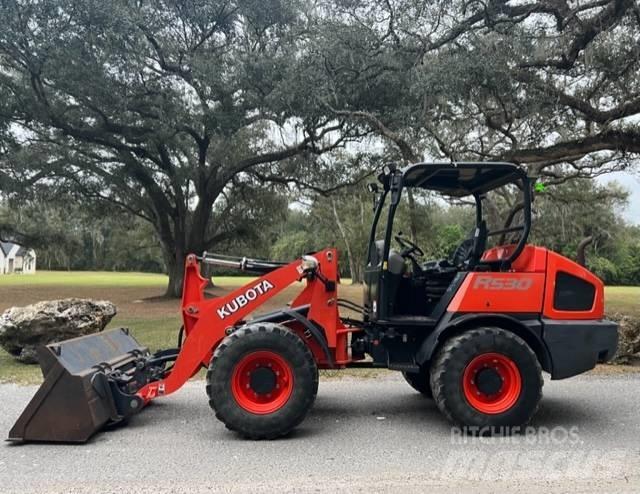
[430,327,543,429]
[206,323,318,439]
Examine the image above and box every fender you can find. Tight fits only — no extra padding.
[415,312,552,372]
[252,306,334,368]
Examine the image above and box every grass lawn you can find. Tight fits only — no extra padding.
[0,270,256,287]
[0,271,637,384]
[604,286,640,317]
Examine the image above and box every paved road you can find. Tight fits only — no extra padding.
[1,373,640,493]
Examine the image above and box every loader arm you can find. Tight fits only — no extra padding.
[137,249,342,402]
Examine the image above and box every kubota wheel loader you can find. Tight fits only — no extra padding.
[9,162,618,442]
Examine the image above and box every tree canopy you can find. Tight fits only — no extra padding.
[1,0,639,294]
[0,0,363,295]
[315,0,640,178]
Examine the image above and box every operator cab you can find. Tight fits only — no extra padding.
[363,162,531,326]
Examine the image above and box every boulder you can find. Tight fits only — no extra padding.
[0,298,117,364]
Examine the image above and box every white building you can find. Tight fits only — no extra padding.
[0,241,36,274]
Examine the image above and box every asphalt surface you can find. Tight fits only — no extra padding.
[1,373,640,493]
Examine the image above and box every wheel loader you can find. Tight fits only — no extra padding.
[8,162,618,442]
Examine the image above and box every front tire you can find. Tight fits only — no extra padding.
[430,327,542,432]
[206,323,318,439]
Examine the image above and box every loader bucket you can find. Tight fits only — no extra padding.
[8,328,149,443]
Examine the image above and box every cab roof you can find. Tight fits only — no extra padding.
[400,162,528,197]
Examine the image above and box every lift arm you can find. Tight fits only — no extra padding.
[137,249,342,402]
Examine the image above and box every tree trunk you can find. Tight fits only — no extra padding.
[165,249,186,298]
[499,202,525,245]
[200,261,215,288]
[482,196,502,230]
[352,260,363,284]
[406,188,419,243]
[331,198,360,283]
[160,204,215,297]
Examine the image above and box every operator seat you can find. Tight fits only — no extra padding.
[423,221,487,300]
[423,221,488,272]
[373,240,405,275]
[454,220,488,269]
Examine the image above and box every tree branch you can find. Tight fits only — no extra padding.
[505,129,640,166]
[327,106,418,162]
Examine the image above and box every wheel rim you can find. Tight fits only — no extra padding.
[462,352,522,414]
[231,351,294,414]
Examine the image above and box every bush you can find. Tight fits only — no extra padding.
[588,256,619,284]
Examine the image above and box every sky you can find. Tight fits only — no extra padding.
[598,171,640,225]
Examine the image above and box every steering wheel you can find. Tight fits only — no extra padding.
[394,234,424,258]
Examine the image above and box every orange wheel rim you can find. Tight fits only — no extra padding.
[231,351,294,414]
[462,352,522,414]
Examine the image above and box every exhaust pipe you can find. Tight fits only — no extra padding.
[8,328,155,443]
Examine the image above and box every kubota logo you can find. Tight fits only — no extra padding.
[473,276,533,291]
[217,280,275,319]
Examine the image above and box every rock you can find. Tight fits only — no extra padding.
[607,312,640,364]
[0,298,117,364]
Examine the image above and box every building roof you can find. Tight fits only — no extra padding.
[0,241,13,256]
[0,241,32,257]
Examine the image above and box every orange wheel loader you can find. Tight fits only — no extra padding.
[8,162,618,442]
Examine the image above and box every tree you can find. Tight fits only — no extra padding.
[2,0,639,294]
[248,150,378,281]
[530,179,630,273]
[314,0,640,181]
[0,0,357,296]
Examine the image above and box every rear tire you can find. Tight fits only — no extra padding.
[206,323,318,439]
[430,327,542,432]
[402,368,433,398]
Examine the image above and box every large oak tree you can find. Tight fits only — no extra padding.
[0,0,355,296]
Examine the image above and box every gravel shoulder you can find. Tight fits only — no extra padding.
[1,373,640,493]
